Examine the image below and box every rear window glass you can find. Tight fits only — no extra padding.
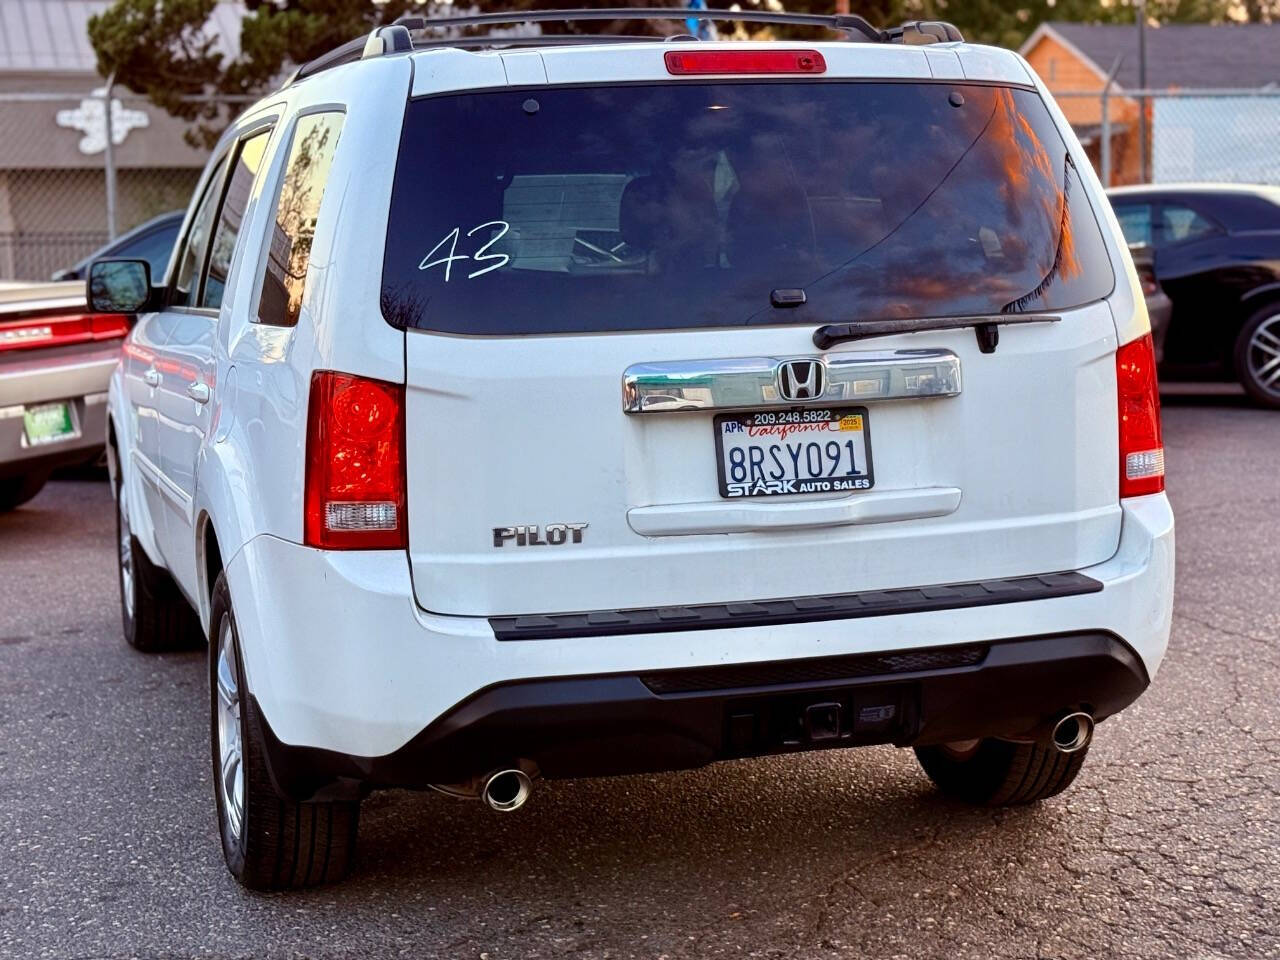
[382,81,1114,335]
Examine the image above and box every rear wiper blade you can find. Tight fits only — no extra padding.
[812,314,1061,354]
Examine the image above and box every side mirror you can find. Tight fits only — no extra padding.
[87,259,151,314]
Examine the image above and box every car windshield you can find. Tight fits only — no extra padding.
[381,80,1113,335]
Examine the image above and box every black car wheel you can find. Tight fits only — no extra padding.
[114,472,202,651]
[0,471,49,512]
[209,573,360,889]
[914,737,1090,805]
[1236,307,1280,409]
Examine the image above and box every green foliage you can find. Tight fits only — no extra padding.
[87,0,224,146]
[228,0,412,95]
[724,0,1245,48]
[89,0,409,147]
[89,0,1259,146]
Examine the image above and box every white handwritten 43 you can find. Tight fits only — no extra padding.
[418,221,510,281]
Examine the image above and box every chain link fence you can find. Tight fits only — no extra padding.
[0,90,247,282]
[1052,88,1280,188]
[2,85,1278,282]
[0,165,202,281]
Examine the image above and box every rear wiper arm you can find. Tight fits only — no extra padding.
[813,314,1061,354]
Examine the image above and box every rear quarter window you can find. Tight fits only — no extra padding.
[382,81,1114,335]
[258,112,345,327]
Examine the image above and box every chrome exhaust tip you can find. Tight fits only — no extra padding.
[1050,711,1094,754]
[482,768,532,812]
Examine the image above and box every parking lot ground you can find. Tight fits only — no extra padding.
[1,389,1277,960]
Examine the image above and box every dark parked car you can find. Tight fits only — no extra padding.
[1130,246,1172,363]
[1108,184,1280,408]
[50,210,183,283]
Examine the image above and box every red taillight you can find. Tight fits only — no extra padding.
[304,371,406,550]
[664,49,826,75]
[0,313,129,353]
[1116,333,1164,498]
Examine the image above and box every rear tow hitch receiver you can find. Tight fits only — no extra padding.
[804,702,843,741]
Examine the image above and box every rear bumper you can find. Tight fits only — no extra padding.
[225,493,1174,788]
[0,395,109,477]
[0,346,115,476]
[252,631,1147,799]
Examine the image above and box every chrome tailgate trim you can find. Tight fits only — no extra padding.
[623,349,961,413]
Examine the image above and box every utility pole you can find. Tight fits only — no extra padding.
[1100,56,1122,188]
[1137,0,1149,183]
[103,72,117,242]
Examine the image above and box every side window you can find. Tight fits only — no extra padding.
[201,129,273,310]
[1161,204,1217,244]
[258,112,345,327]
[1113,204,1153,248]
[172,156,229,305]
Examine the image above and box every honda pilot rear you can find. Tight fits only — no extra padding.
[102,12,1174,890]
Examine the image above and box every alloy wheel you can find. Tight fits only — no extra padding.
[215,615,245,842]
[117,493,134,619]
[1246,314,1280,399]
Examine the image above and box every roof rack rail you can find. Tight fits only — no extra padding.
[409,34,682,52]
[392,8,886,42]
[883,20,966,44]
[288,8,964,86]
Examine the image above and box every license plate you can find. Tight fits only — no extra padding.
[715,406,874,498]
[23,402,76,446]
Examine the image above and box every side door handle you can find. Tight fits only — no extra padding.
[187,381,211,404]
[143,367,161,388]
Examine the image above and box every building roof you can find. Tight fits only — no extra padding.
[1022,21,1280,90]
[0,0,244,74]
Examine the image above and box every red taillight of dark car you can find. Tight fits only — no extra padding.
[0,313,130,354]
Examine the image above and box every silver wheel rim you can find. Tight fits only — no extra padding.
[1247,315,1280,399]
[215,615,245,842]
[117,493,134,619]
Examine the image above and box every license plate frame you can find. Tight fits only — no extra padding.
[714,405,875,499]
[22,401,77,447]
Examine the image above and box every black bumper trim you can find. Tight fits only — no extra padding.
[250,631,1148,801]
[640,644,988,694]
[489,571,1103,641]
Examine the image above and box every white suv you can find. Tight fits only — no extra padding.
[95,9,1175,890]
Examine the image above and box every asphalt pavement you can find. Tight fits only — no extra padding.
[1,388,1277,960]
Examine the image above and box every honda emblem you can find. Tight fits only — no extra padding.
[776,359,826,402]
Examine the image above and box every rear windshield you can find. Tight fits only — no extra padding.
[382,81,1114,335]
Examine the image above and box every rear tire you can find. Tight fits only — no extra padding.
[0,471,49,512]
[115,473,201,652]
[209,574,360,890]
[914,737,1089,805]
[1235,307,1280,409]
